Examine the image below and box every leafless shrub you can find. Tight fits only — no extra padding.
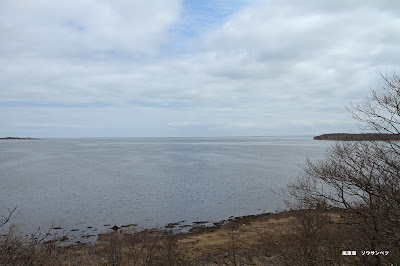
[157,231,193,266]
[101,231,124,266]
[0,224,67,265]
[124,228,144,266]
[285,73,400,265]
[139,229,160,265]
[254,228,277,259]
[224,224,240,266]
[0,207,17,230]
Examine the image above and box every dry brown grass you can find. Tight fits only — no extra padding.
[1,210,397,265]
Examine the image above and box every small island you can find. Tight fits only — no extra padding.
[314,133,400,141]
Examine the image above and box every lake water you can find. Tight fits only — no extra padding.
[0,137,330,243]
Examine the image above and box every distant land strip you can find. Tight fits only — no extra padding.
[0,137,39,140]
[314,133,400,141]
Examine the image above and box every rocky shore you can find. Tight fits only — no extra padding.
[1,209,396,265]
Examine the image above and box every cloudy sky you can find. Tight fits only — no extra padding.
[1,0,399,137]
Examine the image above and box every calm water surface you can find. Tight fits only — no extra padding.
[0,137,330,242]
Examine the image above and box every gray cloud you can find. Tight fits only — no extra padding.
[0,0,182,56]
[1,0,399,137]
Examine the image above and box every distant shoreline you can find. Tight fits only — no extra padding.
[0,137,40,140]
[314,133,400,141]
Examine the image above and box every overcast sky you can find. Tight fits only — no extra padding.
[1,0,399,137]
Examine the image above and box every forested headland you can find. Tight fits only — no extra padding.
[313,133,400,141]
